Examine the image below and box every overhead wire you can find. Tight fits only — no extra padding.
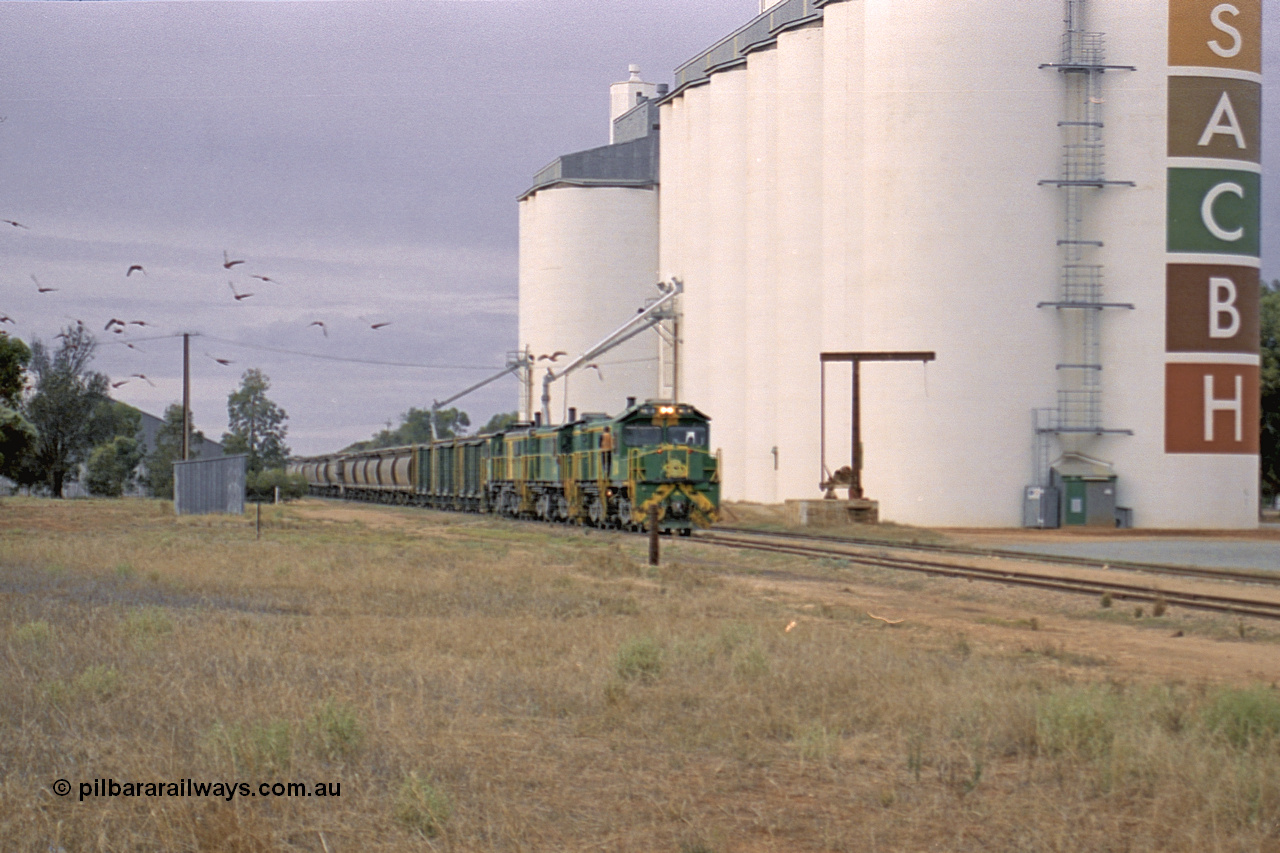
[101,330,503,371]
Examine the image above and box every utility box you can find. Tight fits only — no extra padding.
[174,454,247,516]
[1022,485,1060,529]
[1050,454,1117,527]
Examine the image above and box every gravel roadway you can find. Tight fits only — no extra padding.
[947,523,1280,573]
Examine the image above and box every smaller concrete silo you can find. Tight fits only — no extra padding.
[518,67,665,423]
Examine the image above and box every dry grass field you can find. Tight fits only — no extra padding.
[2,497,1280,852]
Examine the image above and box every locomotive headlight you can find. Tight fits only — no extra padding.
[658,405,676,415]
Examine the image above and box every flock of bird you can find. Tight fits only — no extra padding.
[3,219,397,391]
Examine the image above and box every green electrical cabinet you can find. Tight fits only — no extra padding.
[1050,455,1118,528]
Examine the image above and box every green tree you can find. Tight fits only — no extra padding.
[85,436,144,497]
[0,335,36,484]
[21,323,110,497]
[0,333,31,408]
[479,411,520,434]
[0,405,38,486]
[245,467,308,502]
[430,407,469,440]
[146,403,206,499]
[83,401,143,498]
[347,406,471,451]
[1261,279,1280,503]
[222,368,289,474]
[93,399,142,443]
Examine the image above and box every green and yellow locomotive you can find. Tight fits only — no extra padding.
[290,401,720,533]
[488,401,719,533]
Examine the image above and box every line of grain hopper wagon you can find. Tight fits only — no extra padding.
[289,400,721,534]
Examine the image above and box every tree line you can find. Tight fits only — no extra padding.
[341,407,518,453]
[0,323,294,499]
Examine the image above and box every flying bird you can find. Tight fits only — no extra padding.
[204,352,233,366]
[309,321,328,337]
[537,351,568,362]
[249,274,279,284]
[104,318,126,331]
[228,282,253,301]
[2,219,28,229]
[370,321,392,330]
[130,374,155,387]
[111,379,130,389]
[223,250,245,269]
[0,315,14,325]
[128,320,150,326]
[126,265,145,277]
[31,275,56,293]
[583,363,604,380]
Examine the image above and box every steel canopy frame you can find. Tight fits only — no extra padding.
[820,351,936,499]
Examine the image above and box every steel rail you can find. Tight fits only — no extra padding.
[710,526,1280,587]
[694,531,1280,621]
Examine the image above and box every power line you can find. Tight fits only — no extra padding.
[197,334,501,371]
[99,330,651,371]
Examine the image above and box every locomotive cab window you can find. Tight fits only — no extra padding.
[624,425,664,446]
[668,425,707,447]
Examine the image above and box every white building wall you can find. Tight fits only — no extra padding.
[1080,1,1172,525]
[675,83,714,430]
[658,95,686,400]
[819,1,864,481]
[517,195,540,421]
[854,0,1066,526]
[706,67,751,499]
[743,45,781,503]
[517,186,659,423]
[773,24,826,501]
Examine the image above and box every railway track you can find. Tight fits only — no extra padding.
[693,529,1280,622]
[710,526,1280,587]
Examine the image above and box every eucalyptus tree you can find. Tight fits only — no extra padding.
[22,323,110,496]
[222,368,289,474]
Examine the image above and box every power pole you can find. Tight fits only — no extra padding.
[182,333,190,461]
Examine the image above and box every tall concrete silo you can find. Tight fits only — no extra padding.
[522,0,1262,527]
[648,0,1261,527]
[517,68,664,423]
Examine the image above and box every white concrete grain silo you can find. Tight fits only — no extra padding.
[523,0,1264,528]
[517,68,664,423]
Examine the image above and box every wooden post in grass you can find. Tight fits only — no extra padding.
[648,504,659,566]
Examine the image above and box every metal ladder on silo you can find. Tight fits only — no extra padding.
[1032,0,1135,490]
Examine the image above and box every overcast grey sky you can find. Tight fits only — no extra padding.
[0,0,762,454]
[0,0,1276,456]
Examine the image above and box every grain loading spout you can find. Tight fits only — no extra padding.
[540,278,682,424]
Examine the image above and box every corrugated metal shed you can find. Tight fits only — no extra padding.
[173,454,247,515]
